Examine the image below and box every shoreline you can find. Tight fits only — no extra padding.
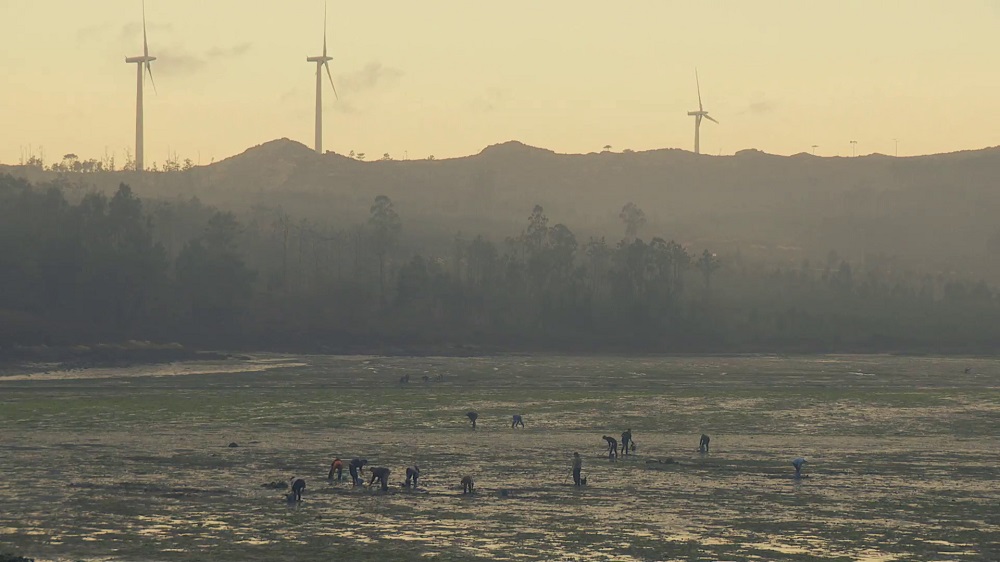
[2,340,997,378]
[0,343,235,377]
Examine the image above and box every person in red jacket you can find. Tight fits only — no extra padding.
[328,458,344,481]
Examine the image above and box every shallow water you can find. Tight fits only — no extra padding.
[1,354,998,561]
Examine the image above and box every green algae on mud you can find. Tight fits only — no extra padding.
[0,354,998,561]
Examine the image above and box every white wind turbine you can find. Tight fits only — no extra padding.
[124,1,156,172]
[686,70,718,155]
[306,2,339,154]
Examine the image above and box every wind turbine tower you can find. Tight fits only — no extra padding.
[687,70,718,155]
[306,2,339,154]
[124,2,156,172]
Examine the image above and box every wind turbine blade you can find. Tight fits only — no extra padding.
[325,62,338,100]
[696,69,702,111]
[323,1,328,57]
[146,62,157,94]
[705,114,718,124]
[142,0,149,57]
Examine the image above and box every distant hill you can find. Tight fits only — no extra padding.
[4,139,1000,279]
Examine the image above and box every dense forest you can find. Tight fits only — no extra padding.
[8,139,1000,285]
[2,173,999,355]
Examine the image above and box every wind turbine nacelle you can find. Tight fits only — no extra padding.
[307,56,332,63]
[687,111,701,116]
[126,56,156,63]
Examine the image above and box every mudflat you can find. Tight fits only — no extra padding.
[1,354,997,561]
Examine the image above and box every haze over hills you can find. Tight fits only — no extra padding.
[5,139,1000,280]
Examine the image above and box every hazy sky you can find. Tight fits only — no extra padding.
[2,1,999,165]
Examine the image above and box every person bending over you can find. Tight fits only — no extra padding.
[368,466,391,491]
[467,411,479,429]
[603,435,618,460]
[461,475,475,494]
[792,457,807,478]
[511,414,525,428]
[290,477,306,501]
[405,465,420,488]
[328,458,344,481]
[699,434,710,454]
[349,458,368,486]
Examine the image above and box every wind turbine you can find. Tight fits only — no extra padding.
[124,1,156,172]
[306,2,339,154]
[687,70,718,155]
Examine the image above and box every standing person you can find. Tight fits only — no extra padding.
[620,429,633,457]
[349,458,368,486]
[328,458,344,481]
[368,467,391,491]
[511,414,525,428]
[572,452,583,486]
[461,475,475,494]
[405,465,420,488]
[290,477,306,501]
[467,411,479,429]
[699,434,711,454]
[603,435,618,460]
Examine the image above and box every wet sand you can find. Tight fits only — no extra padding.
[1,354,997,561]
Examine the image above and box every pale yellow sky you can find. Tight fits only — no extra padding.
[1,1,999,165]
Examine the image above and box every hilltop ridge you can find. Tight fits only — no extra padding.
[3,140,1000,279]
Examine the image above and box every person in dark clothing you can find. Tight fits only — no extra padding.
[620,429,633,456]
[328,458,344,481]
[511,414,525,428]
[461,475,475,494]
[603,435,618,460]
[792,457,807,478]
[405,465,420,487]
[699,434,711,454]
[572,452,583,486]
[349,458,368,486]
[467,411,479,429]
[290,477,306,501]
[368,467,391,491]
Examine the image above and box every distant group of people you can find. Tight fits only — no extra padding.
[285,412,529,502]
[286,412,808,504]
[576,428,635,485]
[287,460,423,499]
[601,428,636,460]
[464,411,527,430]
[325,458,422,492]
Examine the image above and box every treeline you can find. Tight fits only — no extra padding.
[2,173,999,354]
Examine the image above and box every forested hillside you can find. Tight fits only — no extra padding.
[6,140,1000,283]
[2,173,998,354]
